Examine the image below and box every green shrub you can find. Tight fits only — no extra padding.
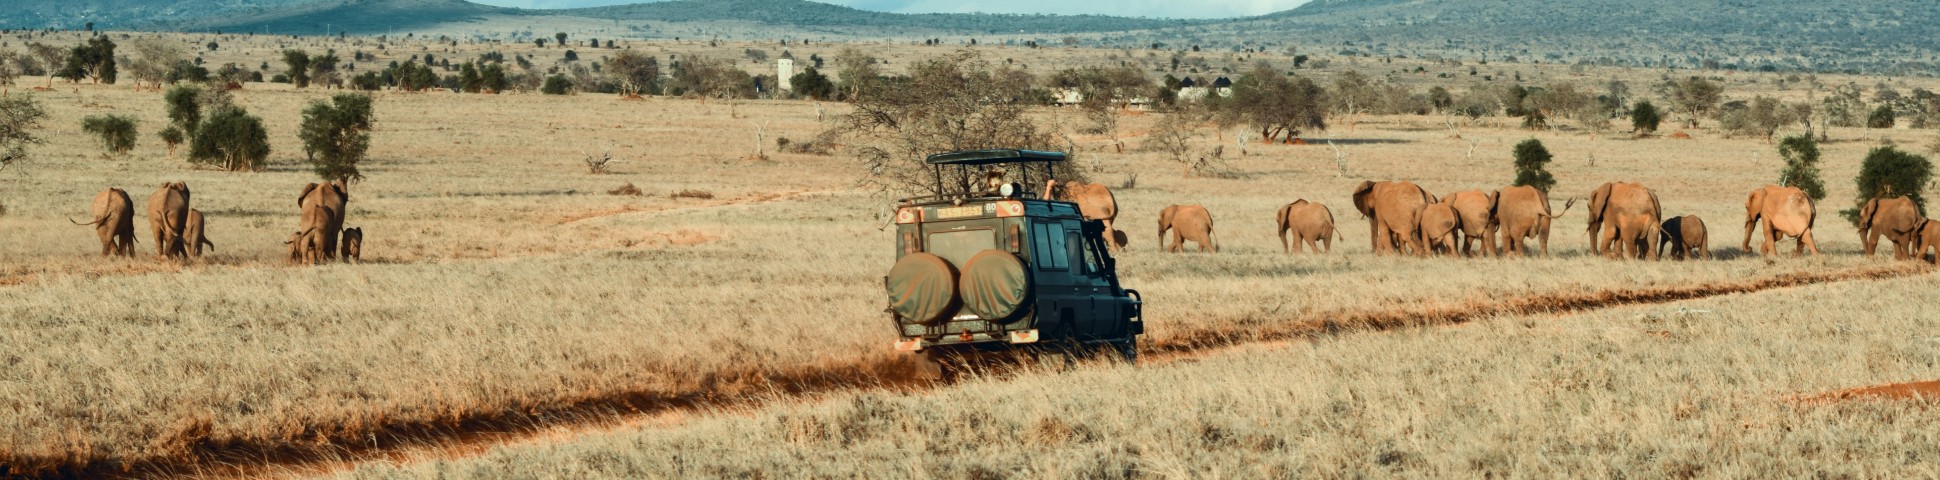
[81,114,139,155]
[1776,135,1826,202]
[0,95,47,169]
[1846,146,1933,225]
[189,107,270,171]
[1867,105,1896,129]
[1631,100,1661,134]
[158,126,185,156]
[1512,138,1556,193]
[541,75,572,95]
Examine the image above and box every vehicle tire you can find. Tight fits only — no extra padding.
[886,252,960,325]
[1115,337,1138,365]
[958,249,1032,322]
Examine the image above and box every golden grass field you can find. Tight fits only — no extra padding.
[2,31,1939,478]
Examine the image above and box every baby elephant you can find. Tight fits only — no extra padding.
[184,209,216,258]
[340,227,363,263]
[1158,204,1217,253]
[1658,215,1710,260]
[1419,200,1463,256]
[1913,219,1940,264]
[286,228,325,265]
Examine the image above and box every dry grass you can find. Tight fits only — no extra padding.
[1,31,1939,477]
[343,273,1940,478]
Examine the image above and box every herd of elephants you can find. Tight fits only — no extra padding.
[68,180,362,264]
[54,177,1940,265]
[1071,179,1940,261]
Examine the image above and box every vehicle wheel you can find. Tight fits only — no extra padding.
[1115,337,1138,365]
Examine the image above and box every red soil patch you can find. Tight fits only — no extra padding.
[1668,131,1693,139]
[1289,138,1309,145]
[1797,380,1940,404]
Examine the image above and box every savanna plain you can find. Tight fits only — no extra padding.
[2,31,1940,479]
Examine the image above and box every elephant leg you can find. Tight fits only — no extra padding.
[1744,218,1758,253]
[1369,217,1385,255]
[1799,230,1820,256]
[1600,226,1618,259]
[1312,235,1326,253]
[1762,225,1778,256]
[1864,230,1880,257]
[1170,231,1183,253]
[1101,219,1117,253]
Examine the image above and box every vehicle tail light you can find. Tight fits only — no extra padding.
[895,207,920,224]
[1008,330,1039,344]
[994,200,1024,217]
[1008,224,1022,252]
[894,339,923,352]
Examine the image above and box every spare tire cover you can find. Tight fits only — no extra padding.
[886,252,959,325]
[959,249,1032,322]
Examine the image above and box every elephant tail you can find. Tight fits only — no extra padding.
[201,237,217,253]
[1552,197,1578,219]
[69,214,106,227]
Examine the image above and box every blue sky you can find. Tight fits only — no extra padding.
[469,0,1312,19]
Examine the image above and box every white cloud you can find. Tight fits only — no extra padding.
[467,0,1311,18]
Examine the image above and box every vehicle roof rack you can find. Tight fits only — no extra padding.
[925,149,1067,166]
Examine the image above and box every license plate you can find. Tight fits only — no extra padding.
[935,205,983,219]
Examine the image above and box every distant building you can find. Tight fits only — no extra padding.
[777,58,795,91]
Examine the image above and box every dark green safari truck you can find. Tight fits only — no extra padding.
[884,149,1142,370]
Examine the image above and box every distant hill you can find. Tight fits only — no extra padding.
[1192,0,1940,74]
[564,0,1203,35]
[1,0,318,30]
[164,0,517,35]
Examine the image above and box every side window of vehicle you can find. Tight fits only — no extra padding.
[1074,231,1101,275]
[1033,222,1069,271]
[1067,231,1088,274]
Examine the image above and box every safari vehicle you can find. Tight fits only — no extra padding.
[884,149,1142,367]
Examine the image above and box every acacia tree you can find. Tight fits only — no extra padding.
[833,47,882,101]
[1220,62,1326,143]
[0,95,47,170]
[299,93,375,187]
[57,37,117,84]
[81,114,138,155]
[605,50,659,97]
[282,50,312,88]
[124,38,187,91]
[828,50,1071,196]
[1666,76,1723,128]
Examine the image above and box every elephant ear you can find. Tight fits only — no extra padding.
[1587,182,1613,225]
[299,183,320,208]
[1277,203,1294,232]
[1351,181,1376,217]
[1487,190,1502,228]
[1858,197,1878,231]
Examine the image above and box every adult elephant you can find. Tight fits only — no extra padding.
[1857,196,1921,259]
[1743,185,1820,257]
[299,180,349,261]
[1493,185,1570,257]
[1352,180,1434,256]
[1276,199,1337,253]
[146,182,191,260]
[1586,182,1662,260]
[1158,204,1216,253]
[1445,190,1497,257]
[69,188,137,256]
[1050,180,1120,252]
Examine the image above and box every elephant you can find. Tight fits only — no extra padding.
[1492,185,1571,257]
[1658,215,1709,260]
[1419,200,1463,256]
[69,188,137,256]
[1276,199,1337,253]
[341,227,363,263]
[298,180,349,261]
[1352,180,1434,256]
[1857,196,1922,259]
[1445,190,1497,257]
[1587,182,1662,260]
[146,182,191,260]
[287,205,332,265]
[1743,185,1820,257]
[184,208,215,258]
[1158,204,1216,253]
[1912,218,1940,264]
[1050,180,1121,252]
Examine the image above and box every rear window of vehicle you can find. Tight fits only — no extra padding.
[928,229,995,267]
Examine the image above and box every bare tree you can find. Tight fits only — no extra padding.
[828,50,1072,197]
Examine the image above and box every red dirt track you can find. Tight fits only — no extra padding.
[8,263,1929,479]
[1799,380,1940,404]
